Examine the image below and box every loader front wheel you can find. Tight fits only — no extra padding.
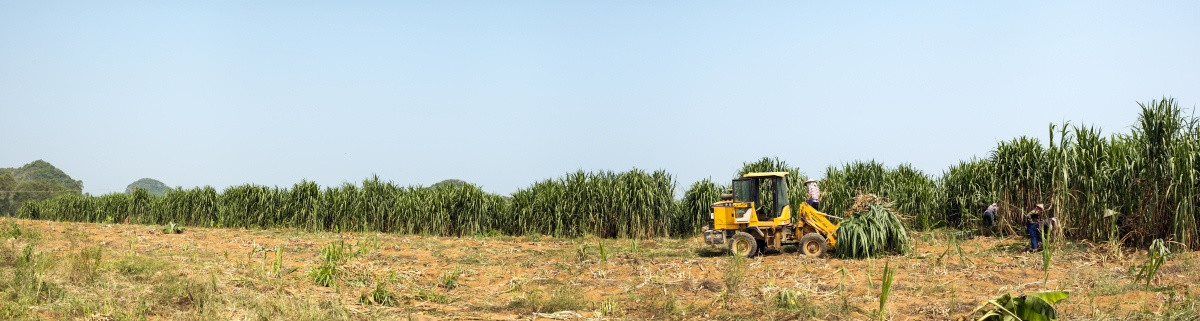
[799,233,827,258]
[728,232,757,257]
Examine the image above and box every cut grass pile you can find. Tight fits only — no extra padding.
[835,196,910,259]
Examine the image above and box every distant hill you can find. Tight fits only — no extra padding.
[0,160,83,193]
[0,160,84,214]
[126,178,169,196]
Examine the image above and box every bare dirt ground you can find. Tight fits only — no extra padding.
[1,217,1197,320]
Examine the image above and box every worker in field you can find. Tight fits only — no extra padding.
[804,179,820,210]
[1045,212,1059,241]
[1025,204,1046,252]
[983,203,998,227]
[982,202,998,235]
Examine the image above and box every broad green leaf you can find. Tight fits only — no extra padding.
[1028,291,1069,305]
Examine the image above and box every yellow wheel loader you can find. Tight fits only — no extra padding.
[701,172,841,257]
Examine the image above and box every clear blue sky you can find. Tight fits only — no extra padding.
[2,1,1197,195]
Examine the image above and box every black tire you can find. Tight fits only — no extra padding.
[728,232,757,257]
[799,233,827,258]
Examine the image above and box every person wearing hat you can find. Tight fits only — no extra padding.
[804,179,820,210]
[982,202,998,233]
[1025,204,1046,252]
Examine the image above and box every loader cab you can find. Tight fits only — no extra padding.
[732,173,791,222]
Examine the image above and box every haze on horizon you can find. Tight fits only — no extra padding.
[2,1,1198,195]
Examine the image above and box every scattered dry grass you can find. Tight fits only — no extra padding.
[0,217,1197,320]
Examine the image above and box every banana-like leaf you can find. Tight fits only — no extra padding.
[970,291,1069,321]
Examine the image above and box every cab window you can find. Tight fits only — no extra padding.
[732,179,756,204]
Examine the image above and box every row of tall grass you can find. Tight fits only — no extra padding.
[979,98,1200,247]
[814,98,1200,249]
[16,178,509,237]
[11,98,1198,245]
[10,159,792,239]
[15,171,689,238]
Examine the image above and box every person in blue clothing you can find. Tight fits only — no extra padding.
[983,203,998,225]
[982,202,999,236]
[1026,204,1046,252]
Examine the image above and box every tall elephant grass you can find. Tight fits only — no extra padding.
[679,179,723,233]
[822,161,940,230]
[18,169,687,239]
[16,189,152,224]
[18,176,508,237]
[820,161,886,218]
[1128,99,1199,247]
[508,169,678,238]
[937,159,995,229]
[817,98,1198,248]
[990,136,1052,231]
[988,98,1200,247]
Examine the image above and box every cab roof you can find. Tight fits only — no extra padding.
[741,171,789,178]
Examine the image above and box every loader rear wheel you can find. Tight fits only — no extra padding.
[728,232,757,257]
[799,233,827,258]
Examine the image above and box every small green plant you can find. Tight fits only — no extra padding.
[354,235,380,257]
[542,287,588,313]
[598,240,608,263]
[309,241,349,287]
[575,243,590,262]
[272,246,284,277]
[774,288,816,316]
[162,221,184,234]
[359,281,398,306]
[2,221,39,240]
[309,264,335,287]
[642,293,680,318]
[967,291,1069,321]
[150,274,215,311]
[775,288,800,311]
[1134,239,1171,286]
[412,287,454,304]
[600,297,619,316]
[835,267,851,313]
[438,268,462,289]
[878,261,895,321]
[1042,228,1053,287]
[865,259,876,288]
[67,246,103,284]
[937,232,975,266]
[113,254,167,280]
[11,244,63,305]
[722,255,747,302]
[508,288,544,311]
[322,240,349,262]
